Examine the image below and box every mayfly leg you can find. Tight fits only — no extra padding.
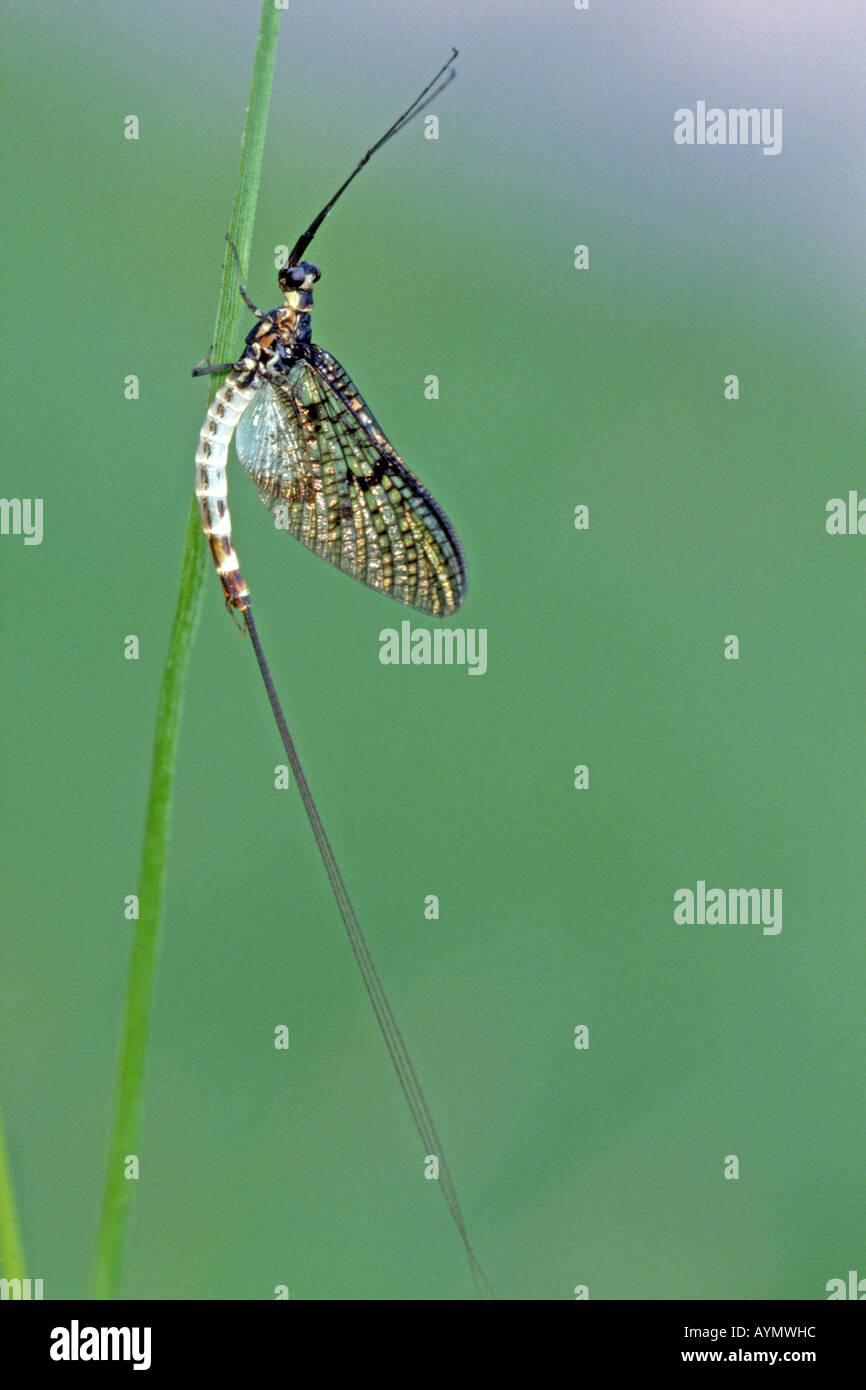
[225,234,265,319]
[192,236,264,377]
[192,357,236,378]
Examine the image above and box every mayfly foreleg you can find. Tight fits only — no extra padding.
[225,234,265,319]
[191,359,237,378]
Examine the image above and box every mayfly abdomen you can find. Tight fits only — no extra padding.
[195,374,258,610]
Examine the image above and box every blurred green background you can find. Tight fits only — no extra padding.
[1,0,863,1300]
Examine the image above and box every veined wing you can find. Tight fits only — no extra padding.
[234,346,467,616]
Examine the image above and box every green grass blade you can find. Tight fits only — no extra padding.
[0,1106,26,1280]
[91,0,281,1300]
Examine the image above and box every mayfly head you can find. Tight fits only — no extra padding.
[277,260,320,311]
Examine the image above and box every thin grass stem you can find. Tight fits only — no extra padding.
[91,1,281,1299]
[0,1107,26,1280]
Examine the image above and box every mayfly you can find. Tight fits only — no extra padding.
[192,50,492,1298]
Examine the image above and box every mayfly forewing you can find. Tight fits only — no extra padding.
[233,349,466,616]
[308,345,467,613]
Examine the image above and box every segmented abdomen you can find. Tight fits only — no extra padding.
[195,373,257,610]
